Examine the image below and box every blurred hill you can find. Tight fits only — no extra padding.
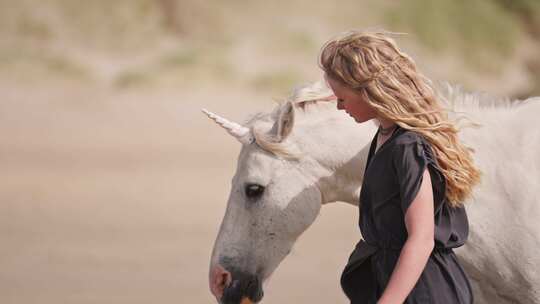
[1,0,539,97]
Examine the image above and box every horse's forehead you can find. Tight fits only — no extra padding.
[237,146,277,172]
[245,147,281,167]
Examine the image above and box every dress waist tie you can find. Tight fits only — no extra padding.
[364,241,454,254]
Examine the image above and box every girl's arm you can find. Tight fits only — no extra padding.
[378,168,435,304]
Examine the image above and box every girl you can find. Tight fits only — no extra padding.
[319,30,482,304]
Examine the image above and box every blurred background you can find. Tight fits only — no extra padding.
[1,0,539,303]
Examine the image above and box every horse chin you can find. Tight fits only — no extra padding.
[220,297,257,304]
[220,295,260,304]
[220,270,264,304]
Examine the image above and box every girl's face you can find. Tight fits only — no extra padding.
[325,75,377,123]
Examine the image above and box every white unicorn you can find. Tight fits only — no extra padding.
[205,82,540,304]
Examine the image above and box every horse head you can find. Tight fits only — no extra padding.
[203,82,374,303]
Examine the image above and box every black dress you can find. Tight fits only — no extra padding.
[340,125,474,304]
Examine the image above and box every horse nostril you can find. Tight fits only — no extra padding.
[221,271,232,288]
[210,265,233,299]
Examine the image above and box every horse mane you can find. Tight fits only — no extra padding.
[245,81,532,159]
[435,82,527,112]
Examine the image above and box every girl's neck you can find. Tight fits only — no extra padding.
[376,117,396,130]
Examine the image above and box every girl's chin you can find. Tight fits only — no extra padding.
[352,116,365,123]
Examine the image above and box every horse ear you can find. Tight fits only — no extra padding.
[275,101,295,142]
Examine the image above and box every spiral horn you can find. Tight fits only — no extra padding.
[202,109,252,144]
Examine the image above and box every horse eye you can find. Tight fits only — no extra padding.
[245,183,265,199]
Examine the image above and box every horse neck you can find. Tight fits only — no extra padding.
[294,113,373,206]
[315,143,369,206]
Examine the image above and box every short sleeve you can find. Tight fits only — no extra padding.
[392,136,445,215]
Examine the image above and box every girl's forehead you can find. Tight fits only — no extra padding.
[324,75,341,89]
[326,76,354,95]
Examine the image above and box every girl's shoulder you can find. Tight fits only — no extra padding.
[391,128,438,167]
[393,128,427,147]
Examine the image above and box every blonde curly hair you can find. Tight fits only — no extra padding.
[319,30,482,207]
